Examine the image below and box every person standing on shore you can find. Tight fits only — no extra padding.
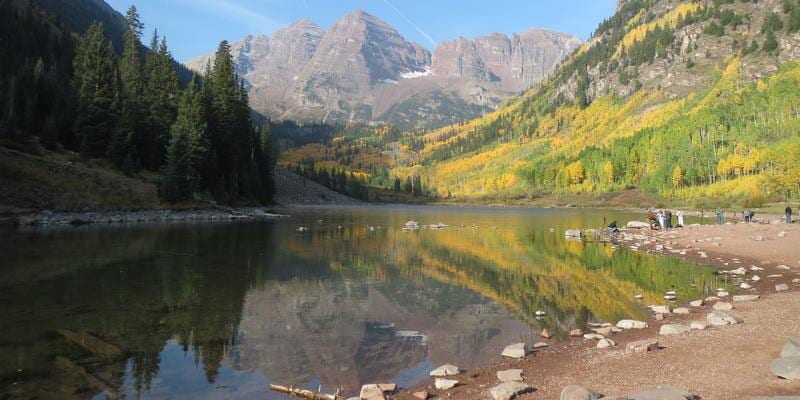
[665,210,673,229]
[716,207,724,225]
[676,210,685,227]
[787,206,794,224]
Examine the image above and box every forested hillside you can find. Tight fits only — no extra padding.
[0,0,274,207]
[391,0,800,205]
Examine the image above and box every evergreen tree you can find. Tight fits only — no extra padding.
[168,76,208,194]
[73,23,118,158]
[115,5,145,166]
[161,127,193,202]
[207,40,242,200]
[143,31,179,169]
[763,29,780,53]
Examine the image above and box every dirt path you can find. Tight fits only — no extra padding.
[391,221,800,400]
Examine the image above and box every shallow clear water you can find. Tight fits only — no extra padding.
[0,205,723,399]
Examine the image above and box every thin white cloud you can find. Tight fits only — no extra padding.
[180,0,284,31]
[382,0,437,48]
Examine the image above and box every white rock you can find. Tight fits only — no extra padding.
[626,221,650,229]
[360,384,384,399]
[739,282,752,289]
[430,364,460,377]
[712,302,733,311]
[689,299,704,307]
[434,379,458,390]
[650,305,671,314]
[501,343,527,359]
[777,265,791,270]
[596,338,616,348]
[705,296,720,302]
[489,382,531,400]
[690,321,709,330]
[673,307,690,314]
[725,267,747,275]
[776,283,790,291]
[659,324,690,335]
[625,339,659,354]
[733,294,760,302]
[583,333,605,340]
[707,311,739,326]
[559,385,602,400]
[717,291,729,297]
[496,369,523,383]
[750,265,765,271]
[752,275,761,281]
[616,320,648,329]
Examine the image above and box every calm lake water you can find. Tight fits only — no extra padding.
[0,205,723,399]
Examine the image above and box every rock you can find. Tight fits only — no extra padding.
[584,333,605,340]
[752,275,761,281]
[501,343,528,359]
[673,307,690,314]
[771,356,800,381]
[540,328,551,338]
[597,338,615,348]
[725,267,747,275]
[655,313,664,321]
[712,302,733,311]
[378,383,396,392]
[625,339,659,354]
[776,283,790,291]
[570,329,584,337]
[650,305,671,314]
[777,265,791,270]
[739,282,752,289]
[690,321,709,330]
[626,221,650,229]
[360,384,384,399]
[717,291,729,297]
[434,378,459,390]
[532,342,549,349]
[592,327,614,336]
[659,324,690,335]
[497,369,524,382]
[626,387,692,400]
[490,382,532,400]
[707,311,740,326]
[565,229,584,238]
[412,391,429,400]
[750,265,765,271]
[430,364,460,377]
[560,384,602,400]
[704,296,719,302]
[781,338,800,358]
[753,235,765,241]
[617,319,648,329]
[733,294,760,302]
[689,299,704,307]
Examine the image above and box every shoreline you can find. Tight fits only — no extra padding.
[387,219,800,400]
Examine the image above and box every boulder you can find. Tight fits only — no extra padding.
[733,295,760,302]
[739,282,752,289]
[597,338,616,348]
[771,356,800,381]
[497,369,523,382]
[651,306,671,314]
[583,333,605,340]
[378,384,396,392]
[689,299,704,307]
[532,342,549,349]
[360,384,383,399]
[412,392,429,400]
[690,321,709,330]
[673,307,690,314]
[434,379,459,390]
[707,311,740,326]
[659,324,690,335]
[592,327,614,336]
[712,302,733,311]
[776,283,790,291]
[617,320,648,329]
[430,364,460,377]
[501,343,528,359]
[570,329,584,337]
[560,385,602,400]
[489,382,532,400]
[781,338,800,358]
[625,339,659,354]
[717,291,730,297]
[626,221,650,229]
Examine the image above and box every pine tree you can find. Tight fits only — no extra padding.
[161,127,193,203]
[763,29,780,53]
[143,31,179,169]
[207,40,242,200]
[164,75,208,194]
[115,5,145,167]
[73,23,118,158]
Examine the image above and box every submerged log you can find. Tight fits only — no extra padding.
[268,384,341,400]
[55,329,123,358]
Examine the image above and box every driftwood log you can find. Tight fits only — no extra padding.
[268,384,342,400]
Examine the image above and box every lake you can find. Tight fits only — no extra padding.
[0,205,723,399]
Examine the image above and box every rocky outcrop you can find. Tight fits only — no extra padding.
[185,11,581,130]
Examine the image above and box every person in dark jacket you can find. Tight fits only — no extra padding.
[788,206,794,224]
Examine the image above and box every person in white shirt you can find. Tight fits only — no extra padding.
[676,210,685,228]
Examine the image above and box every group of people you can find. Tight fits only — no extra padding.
[647,208,685,230]
[714,206,795,225]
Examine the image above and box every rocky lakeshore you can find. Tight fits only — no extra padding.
[1,206,288,226]
[357,220,800,400]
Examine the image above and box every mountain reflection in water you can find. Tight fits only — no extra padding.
[0,206,723,399]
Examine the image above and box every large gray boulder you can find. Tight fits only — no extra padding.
[490,382,532,400]
[626,220,650,229]
[560,385,602,400]
[501,343,528,359]
[771,356,800,380]
[706,311,739,326]
[617,319,648,329]
[781,338,800,358]
[626,339,659,354]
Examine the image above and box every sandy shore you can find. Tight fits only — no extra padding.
[390,220,800,400]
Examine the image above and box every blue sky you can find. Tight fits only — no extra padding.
[106,0,617,62]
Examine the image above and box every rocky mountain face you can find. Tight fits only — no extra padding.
[185,10,581,130]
